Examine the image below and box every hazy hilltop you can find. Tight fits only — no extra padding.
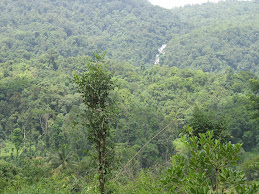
[0,0,184,65]
[0,0,258,73]
[172,0,258,27]
[162,0,259,73]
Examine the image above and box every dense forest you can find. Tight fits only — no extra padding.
[0,0,258,193]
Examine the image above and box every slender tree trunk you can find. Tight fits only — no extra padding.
[23,127,26,148]
[99,119,106,194]
[16,147,19,157]
[39,115,43,134]
[98,140,105,194]
[215,168,219,193]
[100,170,105,194]
[45,114,49,134]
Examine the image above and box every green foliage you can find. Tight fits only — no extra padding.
[249,79,259,119]
[162,131,258,193]
[0,0,258,192]
[48,145,75,174]
[12,128,23,156]
[21,157,50,184]
[0,0,182,65]
[73,52,117,193]
[173,138,188,155]
[113,171,165,194]
[0,160,20,192]
[162,0,259,74]
[188,107,230,141]
[163,22,259,74]
[241,154,259,181]
[2,177,71,194]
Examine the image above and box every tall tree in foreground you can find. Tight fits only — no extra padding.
[73,52,116,194]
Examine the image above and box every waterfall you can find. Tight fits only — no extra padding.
[154,44,166,64]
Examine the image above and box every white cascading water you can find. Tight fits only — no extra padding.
[154,44,166,64]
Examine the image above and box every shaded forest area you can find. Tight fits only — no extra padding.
[0,0,258,193]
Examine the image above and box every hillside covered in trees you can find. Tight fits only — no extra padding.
[0,0,258,193]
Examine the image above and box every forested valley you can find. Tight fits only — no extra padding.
[0,0,258,193]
